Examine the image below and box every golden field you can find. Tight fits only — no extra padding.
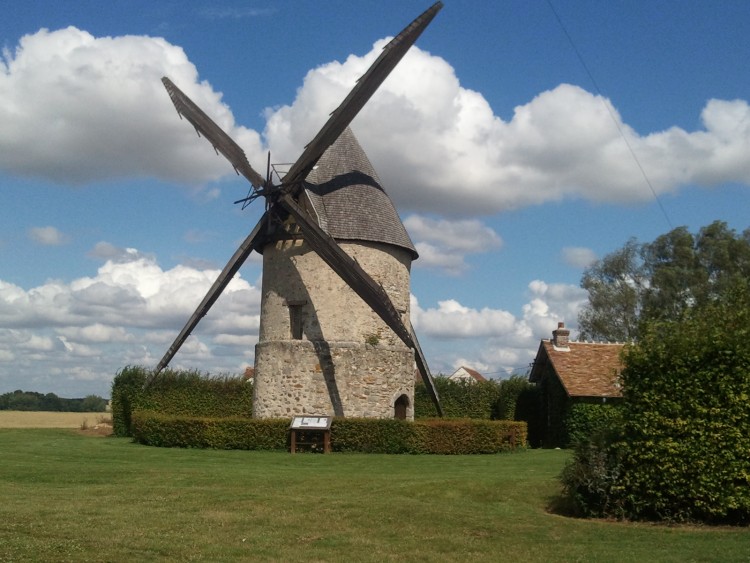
[0,411,109,429]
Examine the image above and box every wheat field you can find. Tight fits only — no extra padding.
[0,411,109,429]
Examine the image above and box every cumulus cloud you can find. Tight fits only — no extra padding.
[0,247,260,394]
[264,41,750,215]
[28,226,69,246]
[404,215,502,275]
[0,26,263,186]
[411,279,588,377]
[2,28,749,216]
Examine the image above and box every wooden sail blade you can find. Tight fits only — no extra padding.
[281,2,443,189]
[162,77,266,189]
[147,216,266,387]
[408,321,443,417]
[279,194,443,415]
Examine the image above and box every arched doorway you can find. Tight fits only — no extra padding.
[394,394,409,420]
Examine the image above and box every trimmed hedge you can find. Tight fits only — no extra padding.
[564,402,622,447]
[131,411,527,454]
[561,282,750,524]
[414,378,502,419]
[111,366,253,437]
[132,411,288,450]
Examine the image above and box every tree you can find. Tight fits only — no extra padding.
[578,238,645,341]
[578,221,750,341]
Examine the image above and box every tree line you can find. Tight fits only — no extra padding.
[0,390,108,412]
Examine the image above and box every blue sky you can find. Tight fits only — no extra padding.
[1,1,749,397]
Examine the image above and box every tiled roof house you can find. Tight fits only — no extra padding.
[528,322,624,447]
[448,366,487,383]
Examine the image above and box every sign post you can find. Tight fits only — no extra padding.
[289,416,332,454]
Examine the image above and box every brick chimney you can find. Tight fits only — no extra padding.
[552,322,570,348]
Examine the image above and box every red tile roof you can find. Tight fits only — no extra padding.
[449,366,487,382]
[531,340,625,398]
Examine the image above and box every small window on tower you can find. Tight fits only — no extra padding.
[287,300,307,340]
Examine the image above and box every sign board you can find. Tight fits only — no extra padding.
[290,416,332,430]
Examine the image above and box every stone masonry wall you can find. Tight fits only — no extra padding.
[253,238,415,419]
[253,340,415,419]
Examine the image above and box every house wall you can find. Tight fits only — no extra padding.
[537,365,570,448]
[253,237,415,419]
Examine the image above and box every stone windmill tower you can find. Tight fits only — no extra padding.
[149,3,444,418]
[253,128,418,419]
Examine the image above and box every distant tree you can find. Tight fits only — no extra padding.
[578,221,750,341]
[41,393,63,411]
[578,238,645,341]
[0,390,107,412]
[80,395,108,412]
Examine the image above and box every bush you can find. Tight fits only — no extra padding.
[561,281,750,524]
[111,366,253,437]
[131,411,527,454]
[564,402,622,447]
[132,411,288,450]
[493,375,534,420]
[414,378,502,419]
[560,425,625,518]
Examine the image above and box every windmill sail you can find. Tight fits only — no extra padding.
[146,216,266,387]
[282,1,443,188]
[155,2,444,415]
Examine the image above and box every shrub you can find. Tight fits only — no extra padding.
[132,411,287,450]
[564,402,622,447]
[414,378,502,419]
[111,366,253,436]
[493,375,534,420]
[561,281,750,524]
[131,411,527,454]
[559,425,625,518]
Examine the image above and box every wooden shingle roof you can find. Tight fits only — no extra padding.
[302,127,417,258]
[530,340,625,398]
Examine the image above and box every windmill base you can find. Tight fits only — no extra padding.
[252,340,415,420]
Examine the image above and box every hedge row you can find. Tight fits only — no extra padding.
[131,411,527,454]
[111,366,253,436]
[561,282,750,524]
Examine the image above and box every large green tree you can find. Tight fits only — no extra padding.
[578,221,750,341]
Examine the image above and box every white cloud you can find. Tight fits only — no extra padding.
[0,27,263,186]
[410,280,588,377]
[561,246,597,269]
[2,28,749,217]
[264,42,750,215]
[404,215,502,275]
[28,226,69,246]
[0,247,260,395]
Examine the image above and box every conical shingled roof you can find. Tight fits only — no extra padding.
[302,127,417,259]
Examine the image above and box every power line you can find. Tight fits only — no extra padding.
[545,0,673,229]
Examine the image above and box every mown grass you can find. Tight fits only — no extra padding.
[0,429,747,562]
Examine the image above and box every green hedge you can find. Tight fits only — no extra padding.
[564,402,623,447]
[111,366,253,437]
[414,378,502,419]
[131,411,288,449]
[131,411,527,454]
[561,282,750,524]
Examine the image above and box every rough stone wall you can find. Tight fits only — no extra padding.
[254,340,414,419]
[253,238,415,419]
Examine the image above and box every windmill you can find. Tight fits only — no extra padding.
[149,2,444,418]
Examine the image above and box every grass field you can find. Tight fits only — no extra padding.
[0,429,748,562]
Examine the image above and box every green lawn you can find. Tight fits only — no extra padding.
[0,430,747,562]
